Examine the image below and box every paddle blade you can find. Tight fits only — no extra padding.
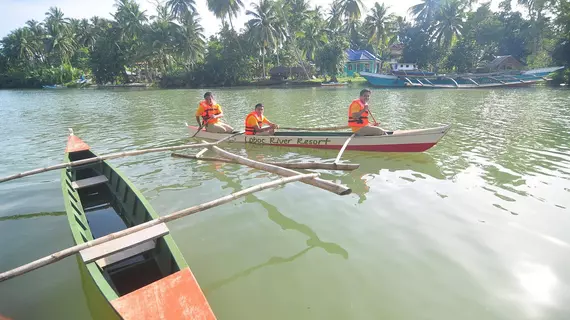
[66,135,90,153]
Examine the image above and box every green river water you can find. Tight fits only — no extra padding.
[0,86,569,320]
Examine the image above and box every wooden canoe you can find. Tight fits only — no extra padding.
[61,133,215,320]
[187,124,451,153]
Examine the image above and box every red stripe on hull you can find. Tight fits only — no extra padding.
[266,142,437,152]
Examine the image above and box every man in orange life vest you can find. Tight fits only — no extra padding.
[245,103,279,136]
[348,88,385,136]
[195,92,234,133]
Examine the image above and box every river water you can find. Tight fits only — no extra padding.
[0,86,569,320]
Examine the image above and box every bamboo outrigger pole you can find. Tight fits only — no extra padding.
[0,131,244,184]
[0,173,318,283]
[208,145,352,195]
[171,153,360,171]
[279,125,350,131]
[334,133,357,164]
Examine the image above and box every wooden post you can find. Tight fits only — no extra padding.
[209,145,352,195]
[0,173,318,282]
[171,153,359,171]
[334,133,356,164]
[0,132,244,184]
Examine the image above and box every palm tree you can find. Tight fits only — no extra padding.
[247,0,286,77]
[408,0,440,27]
[44,7,68,34]
[429,0,464,48]
[207,0,244,32]
[167,0,196,21]
[339,0,365,21]
[284,0,311,32]
[326,0,344,31]
[175,11,206,69]
[297,19,328,61]
[24,20,46,64]
[113,0,148,40]
[44,7,75,64]
[2,28,37,67]
[363,3,394,53]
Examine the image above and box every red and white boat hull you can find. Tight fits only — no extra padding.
[187,124,451,153]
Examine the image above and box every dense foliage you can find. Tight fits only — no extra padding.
[1,0,569,88]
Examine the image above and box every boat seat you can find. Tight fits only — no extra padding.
[80,223,170,268]
[72,175,108,189]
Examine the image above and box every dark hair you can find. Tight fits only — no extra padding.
[204,92,213,99]
[255,103,264,109]
[360,88,371,97]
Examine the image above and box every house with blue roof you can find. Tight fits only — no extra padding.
[344,49,381,76]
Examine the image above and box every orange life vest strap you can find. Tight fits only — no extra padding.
[348,99,369,127]
[200,101,221,124]
[245,112,263,135]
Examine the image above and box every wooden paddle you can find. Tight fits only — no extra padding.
[191,120,206,138]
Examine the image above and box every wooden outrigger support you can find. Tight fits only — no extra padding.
[171,153,359,171]
[466,77,480,86]
[206,144,352,195]
[278,125,350,131]
[0,173,320,282]
[0,132,243,184]
[445,77,460,87]
[334,133,357,165]
[192,140,351,194]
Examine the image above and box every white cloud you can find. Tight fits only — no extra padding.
[0,0,509,39]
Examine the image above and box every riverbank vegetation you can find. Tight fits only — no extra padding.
[1,0,569,88]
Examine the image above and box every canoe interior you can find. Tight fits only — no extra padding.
[62,149,188,303]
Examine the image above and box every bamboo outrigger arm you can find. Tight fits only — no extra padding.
[0,131,244,184]
[0,173,319,283]
[278,125,350,131]
[207,145,352,195]
[171,153,360,171]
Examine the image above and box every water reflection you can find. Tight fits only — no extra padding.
[176,144,445,205]
[184,156,349,293]
[204,194,348,294]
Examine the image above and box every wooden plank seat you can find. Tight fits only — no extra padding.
[72,175,108,189]
[80,223,169,268]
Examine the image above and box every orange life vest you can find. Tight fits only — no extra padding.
[245,111,265,135]
[348,99,369,127]
[199,100,221,125]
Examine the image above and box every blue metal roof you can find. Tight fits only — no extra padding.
[346,49,379,62]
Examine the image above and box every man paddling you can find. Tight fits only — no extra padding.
[195,92,234,133]
[245,103,279,136]
[348,88,385,136]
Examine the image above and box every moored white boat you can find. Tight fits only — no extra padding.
[187,124,451,153]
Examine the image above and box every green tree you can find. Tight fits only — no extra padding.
[363,3,394,54]
[316,35,349,81]
[246,0,286,77]
[206,0,244,32]
[429,0,465,49]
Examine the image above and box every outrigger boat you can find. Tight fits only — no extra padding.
[61,132,215,319]
[187,124,451,153]
[360,66,565,89]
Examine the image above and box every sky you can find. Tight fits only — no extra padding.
[0,0,508,39]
